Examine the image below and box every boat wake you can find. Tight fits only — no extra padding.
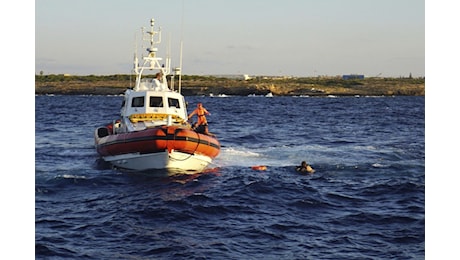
[214,146,312,168]
[214,147,264,167]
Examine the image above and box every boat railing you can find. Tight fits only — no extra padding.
[138,79,153,90]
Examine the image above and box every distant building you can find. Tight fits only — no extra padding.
[211,74,252,80]
[342,74,364,80]
[243,74,251,80]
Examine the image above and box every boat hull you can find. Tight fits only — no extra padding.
[94,125,220,173]
[102,150,212,173]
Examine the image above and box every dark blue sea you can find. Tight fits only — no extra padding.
[35,94,425,259]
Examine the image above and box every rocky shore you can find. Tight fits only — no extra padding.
[35,75,425,96]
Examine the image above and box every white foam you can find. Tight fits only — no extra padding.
[56,174,87,179]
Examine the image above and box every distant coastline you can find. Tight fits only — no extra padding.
[35,74,425,96]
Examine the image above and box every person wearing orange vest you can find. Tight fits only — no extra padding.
[188,102,211,134]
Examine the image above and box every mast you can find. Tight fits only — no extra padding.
[179,0,185,93]
[133,18,171,91]
[178,41,183,93]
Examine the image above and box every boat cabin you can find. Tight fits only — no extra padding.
[120,89,188,130]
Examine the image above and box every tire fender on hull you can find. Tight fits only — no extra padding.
[96,126,220,159]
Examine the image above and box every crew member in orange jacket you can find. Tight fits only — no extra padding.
[188,102,211,134]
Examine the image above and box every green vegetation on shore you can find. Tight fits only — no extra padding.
[35,74,425,96]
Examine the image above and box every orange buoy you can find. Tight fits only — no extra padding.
[251,165,267,171]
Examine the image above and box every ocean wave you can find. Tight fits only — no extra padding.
[35,95,425,259]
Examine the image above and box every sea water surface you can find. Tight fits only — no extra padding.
[35,94,425,259]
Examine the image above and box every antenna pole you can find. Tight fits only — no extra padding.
[178,0,185,93]
[178,41,183,93]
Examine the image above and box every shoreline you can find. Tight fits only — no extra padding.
[35,75,425,96]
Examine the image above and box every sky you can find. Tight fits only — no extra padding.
[35,0,425,77]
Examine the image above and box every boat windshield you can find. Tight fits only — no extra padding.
[149,96,163,107]
[132,97,144,107]
[168,98,180,108]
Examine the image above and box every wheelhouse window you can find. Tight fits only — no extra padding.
[168,98,180,108]
[131,97,144,107]
[149,96,163,107]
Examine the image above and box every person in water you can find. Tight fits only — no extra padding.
[296,161,315,174]
[188,102,211,134]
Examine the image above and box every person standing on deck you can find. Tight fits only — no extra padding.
[188,102,211,134]
[153,72,167,90]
